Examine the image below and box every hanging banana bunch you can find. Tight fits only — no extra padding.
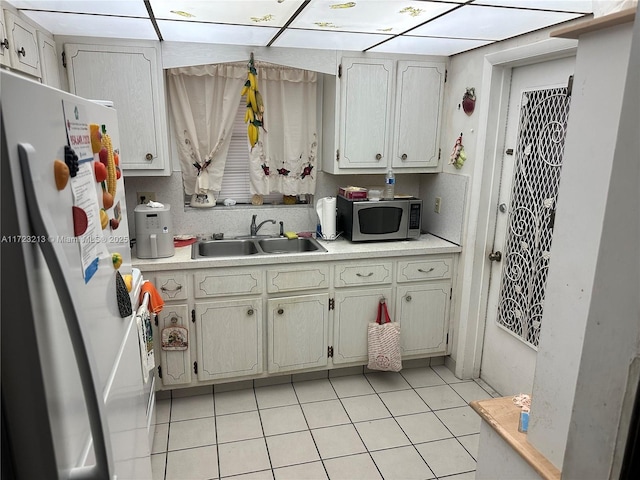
[241,54,265,149]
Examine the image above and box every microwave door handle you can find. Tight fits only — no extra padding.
[18,144,114,480]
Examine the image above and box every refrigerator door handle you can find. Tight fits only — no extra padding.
[18,143,115,480]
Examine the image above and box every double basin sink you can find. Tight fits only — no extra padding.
[192,236,327,259]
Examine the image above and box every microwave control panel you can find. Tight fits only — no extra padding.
[409,203,421,229]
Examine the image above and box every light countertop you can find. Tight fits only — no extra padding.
[132,234,461,272]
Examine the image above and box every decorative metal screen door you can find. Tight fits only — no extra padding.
[496,85,571,347]
[480,57,574,396]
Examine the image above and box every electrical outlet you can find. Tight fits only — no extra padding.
[137,191,156,204]
[434,196,442,214]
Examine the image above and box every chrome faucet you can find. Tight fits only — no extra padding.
[250,214,276,236]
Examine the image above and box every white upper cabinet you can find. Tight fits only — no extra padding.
[0,12,9,68]
[339,57,394,170]
[36,30,59,89]
[3,10,40,78]
[323,55,446,175]
[392,61,445,170]
[64,42,170,176]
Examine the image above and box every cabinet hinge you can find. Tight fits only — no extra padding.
[193,361,198,374]
[329,298,335,310]
[438,148,441,161]
[338,64,342,78]
[158,365,162,379]
[450,287,452,300]
[567,75,574,97]
[336,149,340,162]
[154,315,158,327]
[191,309,196,323]
[61,51,66,69]
[328,346,334,358]
[446,333,449,345]
[444,69,448,83]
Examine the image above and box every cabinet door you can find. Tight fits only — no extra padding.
[333,288,392,365]
[157,304,192,386]
[195,299,262,381]
[339,57,393,169]
[267,293,329,373]
[65,43,167,174]
[0,12,10,68]
[396,282,450,357]
[37,30,60,89]
[392,61,445,170]
[5,11,40,77]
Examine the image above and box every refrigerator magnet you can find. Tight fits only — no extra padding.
[115,271,132,318]
[54,160,70,190]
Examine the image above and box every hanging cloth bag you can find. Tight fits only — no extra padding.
[367,299,402,372]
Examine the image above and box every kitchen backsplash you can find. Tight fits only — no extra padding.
[124,171,423,239]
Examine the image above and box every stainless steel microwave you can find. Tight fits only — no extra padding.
[336,195,422,242]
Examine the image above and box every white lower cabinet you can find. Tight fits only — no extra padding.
[267,293,330,374]
[396,282,450,357]
[156,304,192,386]
[195,298,262,381]
[142,252,455,390]
[333,288,392,365]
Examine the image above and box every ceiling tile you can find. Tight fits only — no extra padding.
[150,0,305,28]
[370,35,493,56]
[157,20,278,45]
[290,0,459,34]
[272,28,390,50]
[7,0,150,17]
[472,0,593,13]
[19,11,158,40]
[411,4,584,40]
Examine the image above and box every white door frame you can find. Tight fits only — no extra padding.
[453,37,578,380]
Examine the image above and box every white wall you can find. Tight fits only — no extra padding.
[528,16,639,474]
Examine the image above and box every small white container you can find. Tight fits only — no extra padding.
[368,189,382,201]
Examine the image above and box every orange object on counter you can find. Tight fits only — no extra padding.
[140,281,165,314]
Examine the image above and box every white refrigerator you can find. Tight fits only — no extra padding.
[1,70,154,479]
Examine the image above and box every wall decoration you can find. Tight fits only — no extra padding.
[449,133,467,169]
[462,87,476,115]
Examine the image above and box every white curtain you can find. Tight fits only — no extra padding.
[249,64,318,196]
[167,64,246,200]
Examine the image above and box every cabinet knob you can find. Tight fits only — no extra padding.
[247,308,254,316]
[417,267,435,274]
[406,295,412,302]
[145,153,154,161]
[1,39,8,50]
[277,308,284,315]
[375,153,382,160]
[18,46,26,57]
[161,285,182,292]
[356,272,373,277]
[401,153,408,160]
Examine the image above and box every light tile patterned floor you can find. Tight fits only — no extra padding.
[151,363,499,480]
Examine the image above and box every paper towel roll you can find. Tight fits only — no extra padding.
[316,197,337,240]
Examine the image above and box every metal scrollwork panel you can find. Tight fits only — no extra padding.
[497,87,570,348]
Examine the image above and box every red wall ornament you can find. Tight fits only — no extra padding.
[462,87,476,116]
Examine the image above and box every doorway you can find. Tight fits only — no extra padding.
[479,57,575,396]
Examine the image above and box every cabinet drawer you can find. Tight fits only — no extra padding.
[154,273,188,301]
[266,265,329,293]
[397,257,452,282]
[194,268,262,298]
[335,262,393,287]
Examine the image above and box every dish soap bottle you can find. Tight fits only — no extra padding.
[384,168,395,200]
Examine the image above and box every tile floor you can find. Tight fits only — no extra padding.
[151,363,500,480]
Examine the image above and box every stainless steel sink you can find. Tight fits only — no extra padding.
[192,236,326,259]
[258,237,326,254]
[193,239,260,258]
